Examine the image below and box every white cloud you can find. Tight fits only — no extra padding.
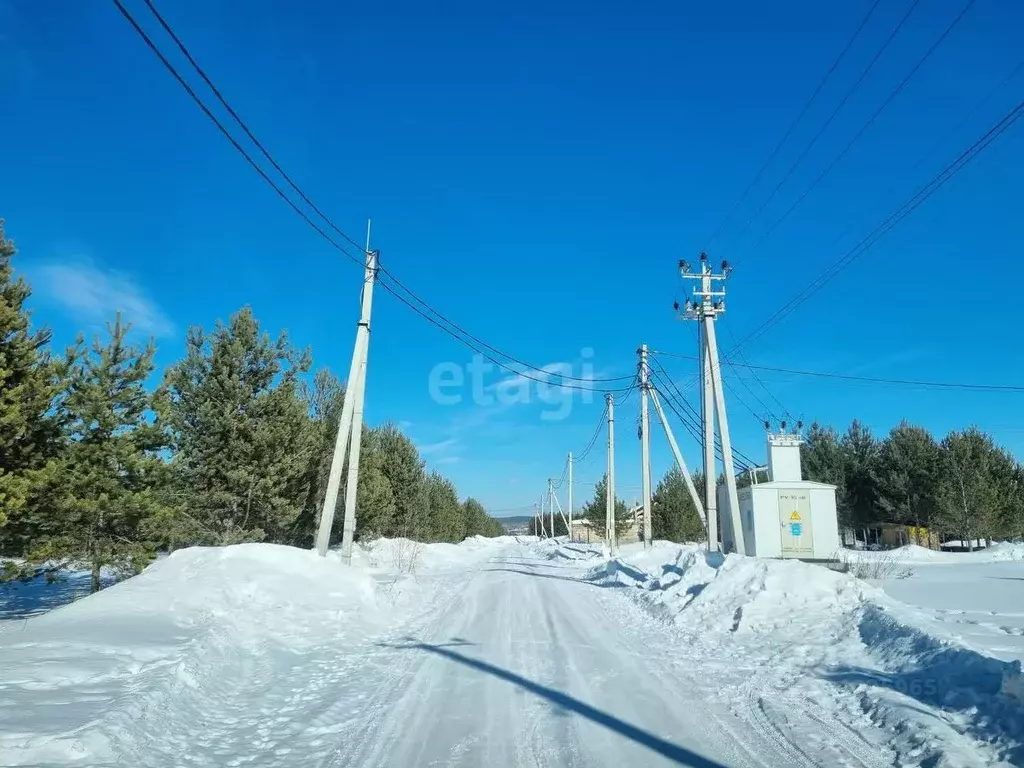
[419,437,459,456]
[33,258,174,338]
[433,456,461,465]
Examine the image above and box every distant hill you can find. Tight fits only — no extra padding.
[497,515,532,531]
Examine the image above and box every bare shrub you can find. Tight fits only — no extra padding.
[834,549,914,580]
[391,539,424,575]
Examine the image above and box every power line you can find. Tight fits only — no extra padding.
[110,0,367,268]
[113,0,635,391]
[375,274,636,393]
[703,0,885,249]
[744,0,977,256]
[647,361,759,468]
[135,0,367,255]
[729,0,923,248]
[722,319,794,421]
[377,267,634,384]
[725,88,1024,356]
[650,351,1024,393]
[648,365,757,469]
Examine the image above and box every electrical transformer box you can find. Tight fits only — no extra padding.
[719,433,840,560]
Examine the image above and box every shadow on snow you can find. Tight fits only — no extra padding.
[380,637,728,768]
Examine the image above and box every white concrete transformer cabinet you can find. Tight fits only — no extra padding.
[718,433,840,559]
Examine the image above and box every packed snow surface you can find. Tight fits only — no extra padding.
[1,536,1022,766]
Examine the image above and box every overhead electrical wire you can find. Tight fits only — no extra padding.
[743,0,978,257]
[377,267,634,384]
[374,273,637,393]
[703,0,887,249]
[649,363,760,468]
[722,320,795,422]
[647,364,757,469]
[109,0,367,267]
[650,351,1024,393]
[113,0,635,391]
[727,88,1024,355]
[728,0,923,248]
[134,0,367,256]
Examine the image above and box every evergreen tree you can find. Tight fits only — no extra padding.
[162,308,312,544]
[938,427,1001,549]
[353,426,397,540]
[21,316,170,591]
[373,422,429,539]
[840,420,883,529]
[581,474,630,538]
[461,498,506,538]
[0,222,65,550]
[462,497,490,537]
[425,471,463,542]
[801,422,850,524]
[290,369,345,546]
[877,421,940,540]
[651,466,705,542]
[989,447,1022,542]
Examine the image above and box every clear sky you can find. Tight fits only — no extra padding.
[2,0,1023,516]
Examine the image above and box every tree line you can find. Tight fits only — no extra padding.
[802,419,1023,548]
[545,423,1023,551]
[0,222,504,591]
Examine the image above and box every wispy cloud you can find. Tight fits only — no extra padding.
[419,437,459,456]
[32,258,174,338]
[433,456,461,465]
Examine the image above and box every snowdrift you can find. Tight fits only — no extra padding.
[578,541,1024,764]
[844,542,1024,564]
[0,537,515,766]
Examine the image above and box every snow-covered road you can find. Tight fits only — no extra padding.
[334,548,768,768]
[3,538,1021,767]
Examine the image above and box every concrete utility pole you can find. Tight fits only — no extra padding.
[639,344,653,548]
[605,392,618,557]
[567,452,574,543]
[678,253,745,555]
[548,478,555,539]
[315,240,378,561]
[701,325,718,552]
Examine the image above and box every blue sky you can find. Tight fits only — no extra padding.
[2,0,1022,516]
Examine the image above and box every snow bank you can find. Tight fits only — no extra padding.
[0,537,518,766]
[353,534,521,575]
[845,542,1024,564]
[593,543,1024,764]
[0,544,388,766]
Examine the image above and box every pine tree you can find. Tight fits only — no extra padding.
[373,422,429,539]
[651,466,705,542]
[462,497,489,537]
[801,422,850,525]
[0,222,65,550]
[426,471,463,542]
[353,427,397,540]
[23,315,170,591]
[938,428,1000,549]
[462,498,505,538]
[877,421,941,541]
[581,474,630,538]
[290,369,345,546]
[840,420,883,529]
[162,308,312,544]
